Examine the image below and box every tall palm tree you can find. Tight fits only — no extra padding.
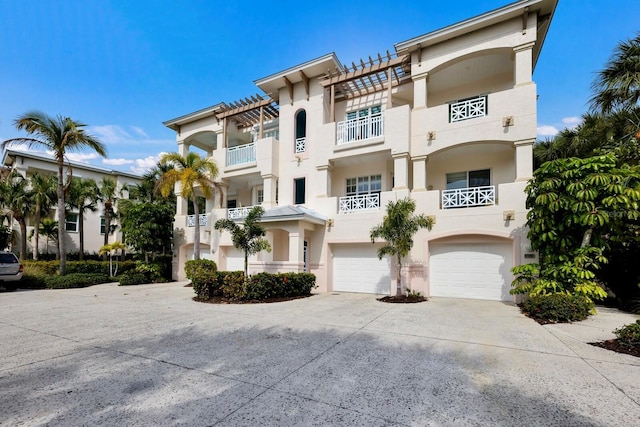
[36,218,59,257]
[68,178,100,260]
[590,34,640,114]
[28,171,57,260]
[0,170,32,261]
[157,152,220,260]
[98,177,118,251]
[2,112,106,274]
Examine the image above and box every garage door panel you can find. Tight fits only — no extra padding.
[333,245,390,295]
[429,242,513,301]
[224,247,244,272]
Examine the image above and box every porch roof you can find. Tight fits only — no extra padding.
[259,205,327,226]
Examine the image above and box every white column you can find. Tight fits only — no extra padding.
[514,139,534,181]
[392,153,409,191]
[288,232,304,272]
[513,43,534,86]
[178,140,189,157]
[412,155,427,192]
[262,174,277,209]
[316,165,332,198]
[413,73,428,109]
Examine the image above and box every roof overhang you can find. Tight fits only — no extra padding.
[255,53,343,100]
[163,102,226,131]
[394,0,558,69]
[231,205,327,226]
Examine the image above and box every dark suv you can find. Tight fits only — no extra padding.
[0,251,23,290]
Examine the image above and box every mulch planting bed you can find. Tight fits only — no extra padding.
[194,294,313,304]
[589,340,640,358]
[377,295,427,303]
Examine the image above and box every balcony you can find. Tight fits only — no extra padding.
[295,137,306,153]
[449,95,487,123]
[187,214,208,227]
[226,143,256,167]
[337,113,383,145]
[228,206,256,219]
[442,186,495,209]
[339,194,380,213]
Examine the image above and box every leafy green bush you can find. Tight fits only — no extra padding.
[185,259,217,280]
[15,274,47,289]
[192,270,242,300]
[45,273,111,289]
[24,260,137,276]
[240,272,316,300]
[523,293,594,323]
[118,271,149,286]
[614,320,640,346]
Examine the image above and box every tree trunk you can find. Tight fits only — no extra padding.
[33,206,40,260]
[79,211,85,261]
[57,163,66,275]
[396,254,402,297]
[192,197,200,260]
[244,253,248,277]
[18,218,27,262]
[103,203,111,261]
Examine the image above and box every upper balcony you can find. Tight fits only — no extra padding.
[337,113,383,145]
[226,143,256,167]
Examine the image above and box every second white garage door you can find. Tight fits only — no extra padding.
[429,241,513,301]
[332,244,391,294]
[223,247,244,272]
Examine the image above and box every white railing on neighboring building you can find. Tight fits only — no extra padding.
[336,113,383,145]
[295,137,306,153]
[228,206,255,219]
[339,193,380,213]
[449,95,487,122]
[442,186,495,208]
[187,214,208,227]
[226,143,256,166]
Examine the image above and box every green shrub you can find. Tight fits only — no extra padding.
[118,271,149,286]
[614,320,640,346]
[134,261,161,282]
[192,270,241,300]
[219,271,247,300]
[45,273,111,289]
[214,272,316,301]
[23,260,137,276]
[185,259,217,280]
[523,293,594,323]
[18,274,47,289]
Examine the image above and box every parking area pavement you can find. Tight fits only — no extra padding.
[1,282,639,426]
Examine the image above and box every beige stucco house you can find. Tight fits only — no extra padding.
[1,149,141,257]
[164,0,557,301]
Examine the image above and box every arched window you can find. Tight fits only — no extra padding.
[295,110,306,153]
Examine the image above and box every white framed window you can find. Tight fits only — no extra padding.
[100,217,116,235]
[346,105,382,120]
[65,213,79,232]
[446,169,490,190]
[346,175,382,196]
[255,186,264,205]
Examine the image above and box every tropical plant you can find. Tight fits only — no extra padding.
[2,111,106,274]
[214,205,271,277]
[157,152,221,260]
[118,200,174,262]
[98,177,119,251]
[99,241,127,277]
[0,170,32,260]
[590,33,640,114]
[370,198,434,297]
[28,171,57,260]
[33,218,59,257]
[67,178,100,260]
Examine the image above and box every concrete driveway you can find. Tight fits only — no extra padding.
[1,282,639,426]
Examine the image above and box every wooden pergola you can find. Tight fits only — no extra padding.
[319,51,411,121]
[216,94,279,147]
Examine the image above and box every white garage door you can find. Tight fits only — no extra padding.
[223,247,244,272]
[333,244,391,294]
[429,242,513,301]
[186,246,211,260]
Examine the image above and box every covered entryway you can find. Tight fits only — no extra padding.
[429,240,513,301]
[332,244,391,294]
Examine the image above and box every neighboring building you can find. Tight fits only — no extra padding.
[1,149,142,257]
[164,0,557,301]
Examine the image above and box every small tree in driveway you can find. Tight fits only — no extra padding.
[370,198,433,297]
[214,206,271,277]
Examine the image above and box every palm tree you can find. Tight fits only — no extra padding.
[98,177,118,251]
[36,218,59,257]
[2,112,106,274]
[157,152,221,260]
[68,178,100,260]
[99,241,127,277]
[28,171,57,260]
[590,34,640,114]
[370,198,434,297]
[0,170,32,261]
[214,206,271,276]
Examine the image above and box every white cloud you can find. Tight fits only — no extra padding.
[537,125,559,137]
[65,152,99,163]
[562,116,582,129]
[103,158,135,166]
[130,126,149,138]
[87,125,132,144]
[129,153,168,174]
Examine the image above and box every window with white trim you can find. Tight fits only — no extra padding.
[346,175,382,196]
[346,105,382,120]
[65,213,79,232]
[255,186,264,205]
[446,169,490,190]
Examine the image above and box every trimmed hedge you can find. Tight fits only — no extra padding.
[193,271,317,302]
[523,293,594,323]
[118,271,149,286]
[44,273,112,289]
[24,260,137,276]
[185,259,217,280]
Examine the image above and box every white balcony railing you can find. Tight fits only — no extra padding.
[228,206,255,219]
[187,214,208,227]
[295,137,306,153]
[339,193,380,213]
[337,113,383,145]
[442,186,495,208]
[226,143,256,166]
[449,95,487,122]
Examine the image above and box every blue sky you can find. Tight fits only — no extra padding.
[1,0,638,174]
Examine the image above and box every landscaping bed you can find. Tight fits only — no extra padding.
[378,295,426,303]
[590,340,640,358]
